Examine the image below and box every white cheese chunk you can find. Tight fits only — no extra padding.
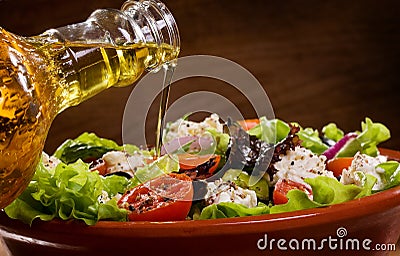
[102,151,151,176]
[273,146,334,188]
[340,152,387,190]
[164,113,223,142]
[41,152,61,170]
[205,179,257,208]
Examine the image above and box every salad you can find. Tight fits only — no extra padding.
[4,114,400,225]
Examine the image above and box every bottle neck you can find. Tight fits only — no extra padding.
[44,0,180,69]
[35,0,180,112]
[122,0,180,68]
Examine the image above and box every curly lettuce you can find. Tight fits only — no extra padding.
[4,156,128,225]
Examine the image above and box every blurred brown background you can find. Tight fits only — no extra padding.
[0,0,399,152]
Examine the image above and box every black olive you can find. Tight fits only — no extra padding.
[89,158,104,169]
[192,180,208,201]
[321,136,336,147]
[105,171,132,179]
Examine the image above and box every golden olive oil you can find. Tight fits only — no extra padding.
[155,63,176,156]
[0,28,179,208]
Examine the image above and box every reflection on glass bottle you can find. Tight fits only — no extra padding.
[0,0,180,208]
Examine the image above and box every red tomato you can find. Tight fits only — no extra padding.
[273,179,312,205]
[207,155,221,174]
[118,173,193,221]
[89,159,107,176]
[326,157,354,177]
[178,153,221,174]
[237,119,260,131]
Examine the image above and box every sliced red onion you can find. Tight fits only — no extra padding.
[189,136,214,152]
[322,132,358,160]
[160,136,196,155]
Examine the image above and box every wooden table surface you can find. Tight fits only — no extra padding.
[1,0,399,152]
[0,0,399,255]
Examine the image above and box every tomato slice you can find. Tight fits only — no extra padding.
[89,159,107,176]
[273,179,312,205]
[326,157,354,177]
[207,155,221,174]
[178,153,212,169]
[118,173,193,221]
[178,153,221,174]
[237,119,260,131]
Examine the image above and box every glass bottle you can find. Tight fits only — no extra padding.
[0,0,180,208]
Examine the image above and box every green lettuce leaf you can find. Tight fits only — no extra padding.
[355,174,377,198]
[102,175,130,197]
[337,118,390,157]
[248,117,290,144]
[270,190,322,214]
[335,139,362,158]
[53,132,139,164]
[377,161,400,190]
[199,202,270,219]
[128,154,179,188]
[305,176,366,204]
[206,127,230,155]
[357,118,391,156]
[270,175,377,214]
[297,127,329,154]
[300,118,390,157]
[322,123,344,142]
[4,155,128,225]
[222,169,269,200]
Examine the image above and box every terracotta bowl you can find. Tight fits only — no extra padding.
[0,149,399,256]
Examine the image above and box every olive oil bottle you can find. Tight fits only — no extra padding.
[0,0,180,208]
